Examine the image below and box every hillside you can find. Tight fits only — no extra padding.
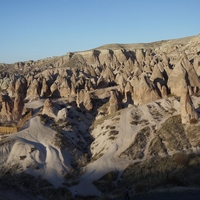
[0,34,200,199]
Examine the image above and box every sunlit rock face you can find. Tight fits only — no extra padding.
[0,34,200,198]
[180,86,198,124]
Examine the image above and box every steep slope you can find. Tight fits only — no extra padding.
[69,96,200,196]
[0,116,70,187]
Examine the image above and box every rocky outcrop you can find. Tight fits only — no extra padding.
[0,34,200,117]
[180,52,200,87]
[113,49,128,63]
[15,77,27,99]
[124,81,134,104]
[57,108,68,121]
[0,94,13,121]
[76,89,84,109]
[101,66,115,83]
[193,51,200,75]
[58,77,71,98]
[161,85,168,98]
[12,92,24,121]
[168,52,200,96]
[26,79,41,101]
[0,90,25,122]
[84,79,94,91]
[50,82,60,98]
[76,89,92,110]
[131,74,160,105]
[42,98,57,118]
[167,59,188,96]
[7,80,15,98]
[98,49,116,66]
[135,49,144,65]
[70,82,76,96]
[180,86,198,124]
[40,78,51,98]
[115,73,126,93]
[108,90,121,114]
[83,90,93,111]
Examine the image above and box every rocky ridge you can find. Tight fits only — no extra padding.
[0,34,200,198]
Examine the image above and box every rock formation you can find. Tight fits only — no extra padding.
[108,90,121,114]
[0,94,13,121]
[40,78,51,98]
[50,82,60,98]
[180,86,198,124]
[1,34,200,199]
[1,34,200,122]
[26,79,41,101]
[167,59,188,96]
[135,49,144,65]
[42,98,57,118]
[83,90,93,111]
[12,92,24,121]
[124,81,134,104]
[131,74,160,105]
[58,77,71,98]
[15,77,27,99]
[76,89,92,110]
[7,80,15,98]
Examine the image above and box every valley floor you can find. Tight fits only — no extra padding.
[1,181,200,200]
[106,187,200,200]
[0,178,47,200]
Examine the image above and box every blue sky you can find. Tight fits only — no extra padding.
[1,0,200,63]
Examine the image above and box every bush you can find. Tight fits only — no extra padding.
[173,152,188,166]
[168,175,183,186]
[93,171,119,192]
[134,183,146,194]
